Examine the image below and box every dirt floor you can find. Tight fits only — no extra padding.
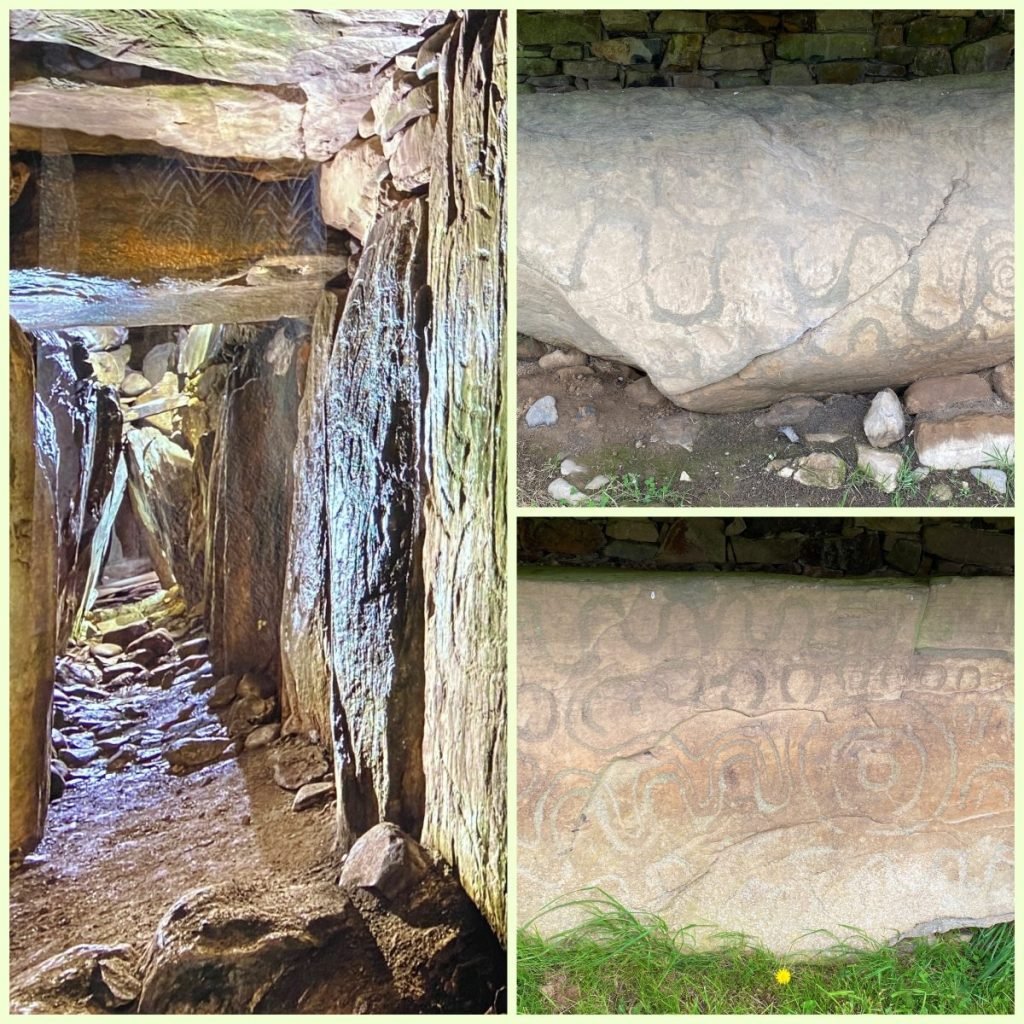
[9,595,335,983]
[516,356,1011,509]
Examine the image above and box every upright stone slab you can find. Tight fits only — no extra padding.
[324,199,428,851]
[518,570,1013,951]
[420,10,507,944]
[519,73,1013,411]
[9,321,58,856]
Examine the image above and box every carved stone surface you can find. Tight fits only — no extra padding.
[518,570,1013,951]
[420,11,507,945]
[518,73,1013,412]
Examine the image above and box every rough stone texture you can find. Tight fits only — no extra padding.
[279,294,342,742]
[11,79,306,162]
[123,428,197,600]
[207,324,302,682]
[9,321,59,857]
[11,257,346,331]
[325,199,428,850]
[9,9,448,161]
[990,360,1014,402]
[856,444,903,493]
[518,570,1013,952]
[518,74,1013,412]
[418,12,507,945]
[9,944,139,1014]
[914,409,1015,470]
[340,822,431,900]
[863,388,906,447]
[319,136,386,241]
[903,372,995,413]
[135,876,501,1013]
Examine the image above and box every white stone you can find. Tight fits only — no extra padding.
[538,348,588,370]
[560,458,588,477]
[525,395,558,427]
[679,470,692,482]
[585,475,610,491]
[971,467,1008,495]
[547,478,585,504]
[856,443,902,493]
[864,388,906,448]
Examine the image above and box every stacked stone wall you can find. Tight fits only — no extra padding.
[518,9,1014,91]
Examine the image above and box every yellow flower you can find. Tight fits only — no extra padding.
[774,968,792,986]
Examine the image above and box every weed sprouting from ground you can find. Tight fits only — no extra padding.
[573,472,687,508]
[517,891,1013,1014]
[981,445,1015,505]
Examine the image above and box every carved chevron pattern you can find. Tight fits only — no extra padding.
[138,157,325,259]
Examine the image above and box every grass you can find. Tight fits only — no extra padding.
[572,472,687,508]
[981,445,1015,505]
[517,891,1014,1015]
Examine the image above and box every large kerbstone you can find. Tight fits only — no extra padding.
[518,570,1013,952]
[518,74,1013,412]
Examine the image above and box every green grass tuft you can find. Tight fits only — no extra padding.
[517,891,1013,1014]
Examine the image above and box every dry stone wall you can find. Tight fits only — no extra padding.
[518,517,1013,577]
[519,9,1014,92]
[518,570,1014,952]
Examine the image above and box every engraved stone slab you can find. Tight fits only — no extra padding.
[518,73,1013,412]
[518,570,1013,952]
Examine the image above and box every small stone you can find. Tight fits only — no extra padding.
[652,413,702,449]
[856,444,903,494]
[165,738,230,773]
[678,470,692,483]
[778,425,799,443]
[778,466,795,479]
[516,334,547,359]
[244,723,281,750]
[339,821,431,900]
[208,674,241,709]
[970,467,1007,495]
[538,348,587,370]
[793,452,846,489]
[585,475,610,491]
[120,371,151,397]
[176,637,207,659]
[236,672,276,700]
[754,396,822,427]
[991,361,1014,403]
[547,478,585,504]
[272,743,330,791]
[559,458,588,478]
[292,780,336,811]
[804,431,847,443]
[526,395,558,427]
[99,620,150,647]
[90,642,123,658]
[106,745,137,772]
[225,695,277,738]
[624,376,664,407]
[864,388,906,447]
[929,482,954,502]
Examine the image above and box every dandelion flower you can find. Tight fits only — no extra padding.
[774,968,792,986]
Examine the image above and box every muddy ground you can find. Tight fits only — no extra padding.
[516,355,1010,509]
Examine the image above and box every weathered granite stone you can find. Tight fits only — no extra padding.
[856,444,903,493]
[903,373,994,413]
[914,409,1014,470]
[519,74,1012,412]
[518,571,1013,952]
[863,388,906,447]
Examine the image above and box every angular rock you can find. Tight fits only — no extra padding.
[914,410,1014,470]
[651,413,702,449]
[319,136,385,241]
[526,395,558,427]
[517,572,1013,951]
[89,345,131,386]
[856,444,903,493]
[136,875,501,1013]
[389,114,436,192]
[121,371,151,397]
[9,943,140,1014]
[625,376,666,407]
[591,37,661,66]
[990,360,1014,402]
[903,373,994,414]
[864,388,906,448]
[547,478,585,504]
[519,75,1013,411]
[271,743,330,791]
[225,695,277,739]
[340,822,431,900]
[142,346,179,387]
[165,738,230,772]
[244,723,281,750]
[754,396,822,427]
[207,674,241,709]
[538,348,587,370]
[126,628,174,659]
[657,519,726,564]
[970,467,1008,495]
[923,524,1013,569]
[793,452,847,489]
[292,781,336,811]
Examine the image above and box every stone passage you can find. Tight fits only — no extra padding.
[518,570,1013,952]
[518,72,1012,412]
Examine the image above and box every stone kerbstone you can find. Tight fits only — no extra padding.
[922,524,1013,569]
[653,12,707,33]
[776,33,874,62]
[607,520,659,543]
[954,34,1014,73]
[770,63,814,85]
[817,11,874,32]
[907,15,967,46]
[591,38,661,66]
[903,373,994,414]
[660,33,703,72]
[601,12,650,34]
[519,75,1013,412]
[912,46,954,76]
[562,59,618,81]
[517,571,1013,952]
[914,410,1014,470]
[519,12,602,46]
